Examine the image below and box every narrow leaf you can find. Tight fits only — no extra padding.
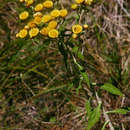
[100,83,123,96]
[85,99,92,117]
[87,103,101,130]
[106,109,129,114]
[81,72,90,87]
[101,121,109,130]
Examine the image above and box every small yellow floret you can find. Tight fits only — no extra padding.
[43,0,53,8]
[72,24,82,34]
[33,12,43,17]
[48,20,57,29]
[19,11,29,20]
[59,9,68,17]
[35,4,43,12]
[19,0,24,2]
[75,0,84,4]
[85,0,93,5]
[72,33,78,39]
[26,0,34,6]
[34,16,42,25]
[83,24,88,29]
[50,9,60,18]
[42,14,52,23]
[16,33,19,38]
[48,29,59,38]
[29,28,39,38]
[27,20,36,28]
[18,29,28,38]
[40,27,50,36]
[24,25,30,30]
[71,4,78,9]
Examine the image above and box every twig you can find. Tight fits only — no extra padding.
[116,0,130,18]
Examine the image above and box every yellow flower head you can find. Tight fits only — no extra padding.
[25,0,34,6]
[48,29,59,38]
[24,25,30,30]
[75,0,84,4]
[83,24,88,29]
[16,33,19,38]
[50,9,60,18]
[72,33,78,39]
[19,11,29,20]
[19,0,24,2]
[72,24,82,34]
[60,9,68,17]
[42,14,52,23]
[43,0,53,8]
[71,4,78,9]
[40,27,50,36]
[33,12,43,17]
[18,29,28,38]
[34,16,42,25]
[85,0,93,5]
[48,20,57,29]
[34,3,43,12]
[29,28,39,38]
[27,20,36,28]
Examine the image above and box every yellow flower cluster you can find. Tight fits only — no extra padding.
[19,0,34,6]
[72,24,88,39]
[17,0,91,39]
[17,0,68,39]
[71,0,93,9]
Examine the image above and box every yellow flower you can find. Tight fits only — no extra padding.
[59,9,68,17]
[19,0,24,2]
[27,20,36,28]
[25,0,34,6]
[33,12,43,17]
[50,9,60,18]
[42,14,52,23]
[83,24,88,29]
[72,33,78,39]
[34,16,42,25]
[40,27,50,36]
[34,4,43,12]
[71,4,78,9]
[16,33,19,38]
[72,24,82,34]
[75,0,84,4]
[18,29,28,38]
[19,11,29,20]
[24,25,30,30]
[48,20,57,29]
[43,0,53,8]
[29,28,39,38]
[85,0,93,5]
[48,29,59,38]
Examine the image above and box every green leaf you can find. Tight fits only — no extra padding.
[76,84,82,94]
[86,103,101,130]
[72,46,79,53]
[100,83,123,96]
[75,62,84,71]
[49,117,56,122]
[85,99,92,117]
[77,51,84,60]
[81,72,90,87]
[101,121,109,130]
[106,109,129,114]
